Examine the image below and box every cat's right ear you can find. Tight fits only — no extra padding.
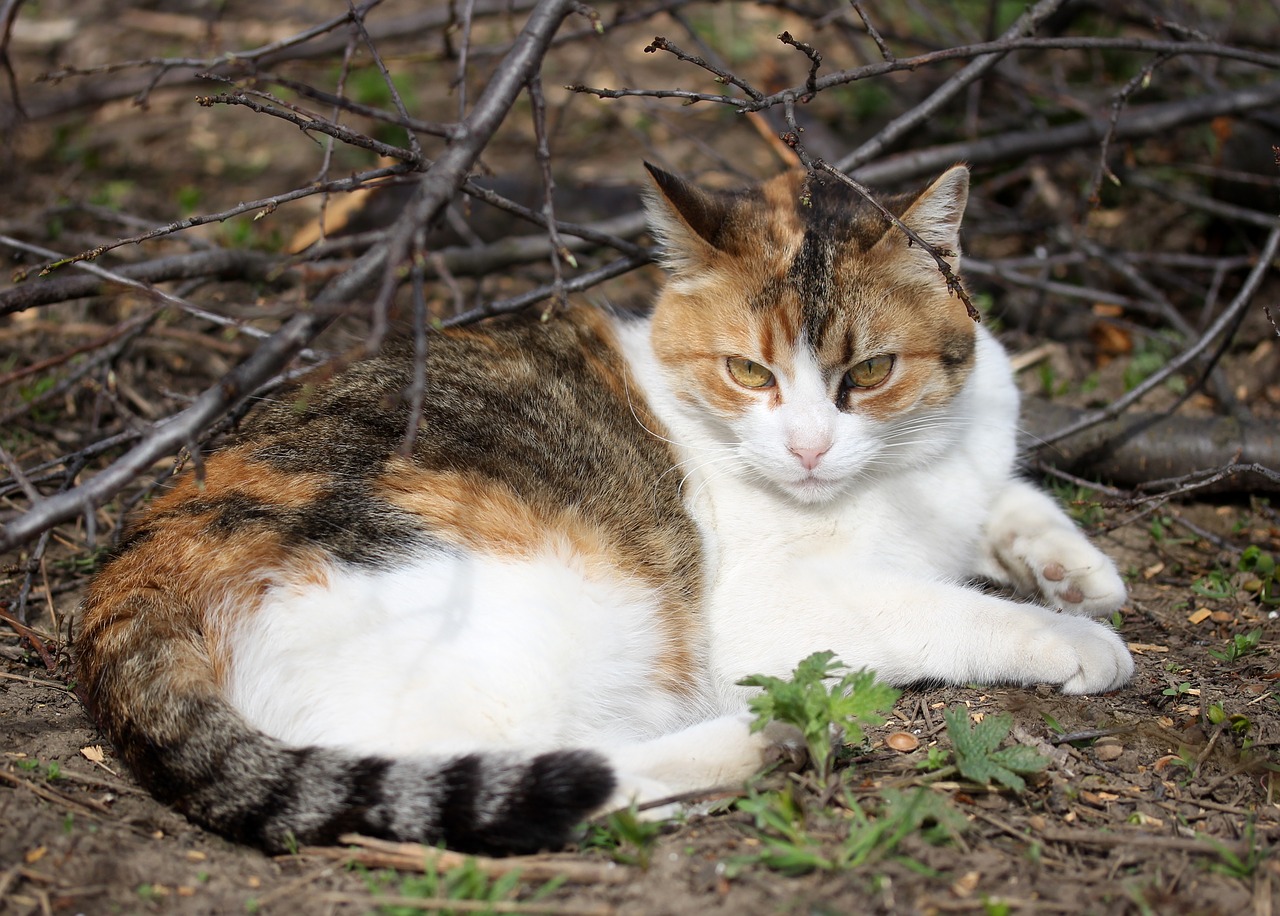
[643,163,734,274]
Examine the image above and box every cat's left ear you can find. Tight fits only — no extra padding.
[642,162,736,274]
[894,165,969,266]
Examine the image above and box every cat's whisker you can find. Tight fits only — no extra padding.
[621,368,731,455]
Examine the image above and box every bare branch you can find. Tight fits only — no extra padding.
[1035,225,1280,449]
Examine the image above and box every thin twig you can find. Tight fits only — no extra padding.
[1035,224,1280,448]
[849,1,895,61]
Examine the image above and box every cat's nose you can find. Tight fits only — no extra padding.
[788,445,830,471]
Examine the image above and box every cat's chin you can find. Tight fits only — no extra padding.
[778,473,846,505]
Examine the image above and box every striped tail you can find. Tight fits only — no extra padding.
[76,596,615,855]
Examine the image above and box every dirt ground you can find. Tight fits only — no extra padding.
[2,2,1279,914]
[2,505,1278,914]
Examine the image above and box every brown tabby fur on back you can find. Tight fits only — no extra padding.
[77,165,975,855]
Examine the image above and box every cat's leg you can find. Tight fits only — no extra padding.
[602,715,804,812]
[711,570,1134,697]
[974,479,1127,617]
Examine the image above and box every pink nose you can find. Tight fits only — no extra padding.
[789,445,829,471]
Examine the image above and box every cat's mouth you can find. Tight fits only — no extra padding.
[785,470,843,503]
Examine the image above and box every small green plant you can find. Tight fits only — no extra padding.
[738,651,899,782]
[1207,703,1252,736]
[1191,568,1233,600]
[841,788,967,868]
[914,745,951,772]
[364,856,556,916]
[1047,482,1106,527]
[1204,821,1269,879]
[1162,681,1193,698]
[1208,629,1263,663]
[1238,545,1279,605]
[942,708,1050,791]
[732,784,966,876]
[982,897,1014,916]
[580,804,664,868]
[1123,337,1182,393]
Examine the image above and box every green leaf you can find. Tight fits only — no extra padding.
[739,651,899,781]
[943,708,1050,792]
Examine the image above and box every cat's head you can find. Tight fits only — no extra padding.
[643,164,977,504]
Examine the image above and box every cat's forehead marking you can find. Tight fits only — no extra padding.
[753,173,911,354]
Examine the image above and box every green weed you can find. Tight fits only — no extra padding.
[1047,482,1106,527]
[363,856,558,916]
[1191,568,1233,600]
[1239,545,1279,605]
[942,708,1050,791]
[738,651,899,782]
[1208,628,1263,663]
[732,784,966,876]
[1204,821,1269,879]
[580,804,663,868]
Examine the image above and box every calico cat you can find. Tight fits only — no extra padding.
[75,163,1133,856]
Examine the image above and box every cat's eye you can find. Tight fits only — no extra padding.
[726,357,775,389]
[844,355,894,389]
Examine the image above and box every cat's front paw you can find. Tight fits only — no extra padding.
[1032,614,1134,695]
[1004,528,1127,618]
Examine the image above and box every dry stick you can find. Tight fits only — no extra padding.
[310,894,615,916]
[0,250,284,316]
[1072,237,1238,411]
[34,0,384,84]
[527,73,571,317]
[310,26,360,246]
[1040,827,1248,857]
[849,0,895,61]
[441,253,649,327]
[0,320,150,431]
[0,442,40,505]
[1126,171,1280,230]
[853,78,1280,187]
[1035,224,1280,450]
[777,31,822,102]
[451,0,477,121]
[195,88,426,166]
[15,0,543,126]
[0,308,327,552]
[838,0,1067,173]
[12,164,409,281]
[0,769,108,818]
[344,0,582,353]
[1089,51,1174,204]
[0,0,26,118]
[643,35,764,102]
[300,834,626,884]
[398,233,429,459]
[0,311,159,385]
[573,36,1280,111]
[0,0,584,553]
[348,0,423,162]
[0,235,211,322]
[254,73,456,138]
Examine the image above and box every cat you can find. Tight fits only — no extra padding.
[75,163,1133,857]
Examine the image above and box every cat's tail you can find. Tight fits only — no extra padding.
[74,590,615,855]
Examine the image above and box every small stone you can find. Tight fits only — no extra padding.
[1094,742,1124,762]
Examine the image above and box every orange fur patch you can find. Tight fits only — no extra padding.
[375,460,702,690]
